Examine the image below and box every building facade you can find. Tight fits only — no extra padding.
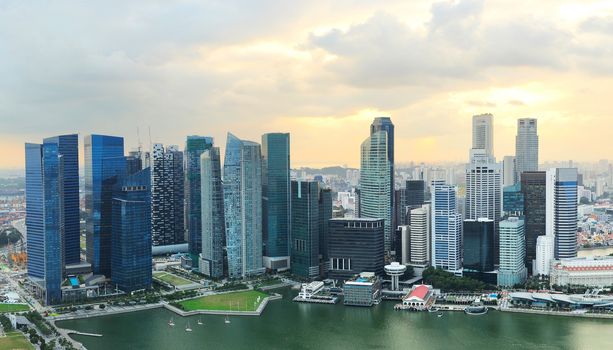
[546,168,578,259]
[261,133,291,271]
[472,114,494,160]
[327,218,385,281]
[498,217,528,287]
[224,133,264,278]
[111,168,152,292]
[291,181,321,279]
[431,182,462,274]
[199,147,226,278]
[535,235,554,276]
[84,134,125,277]
[409,204,431,266]
[515,118,539,183]
[343,273,382,307]
[550,257,613,288]
[521,171,547,272]
[463,219,495,277]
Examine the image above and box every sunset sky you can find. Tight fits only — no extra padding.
[1,0,612,169]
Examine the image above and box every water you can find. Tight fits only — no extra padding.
[58,288,612,350]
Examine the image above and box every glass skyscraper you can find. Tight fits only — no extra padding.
[515,118,539,184]
[546,168,578,259]
[463,219,495,280]
[431,181,462,274]
[111,168,152,292]
[498,217,527,287]
[503,183,524,217]
[199,147,226,278]
[151,144,184,246]
[360,130,392,253]
[290,180,320,278]
[185,136,214,260]
[224,133,264,278]
[261,133,291,271]
[84,134,125,277]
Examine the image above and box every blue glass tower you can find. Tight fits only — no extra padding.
[290,180,320,278]
[224,133,264,278]
[503,183,524,217]
[43,134,80,265]
[262,133,290,271]
[84,135,125,277]
[185,136,214,260]
[431,182,462,274]
[111,168,152,292]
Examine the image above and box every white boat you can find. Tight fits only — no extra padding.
[224,315,231,324]
[197,319,203,325]
[185,321,193,332]
[168,318,175,327]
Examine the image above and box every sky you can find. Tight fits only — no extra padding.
[1,0,613,169]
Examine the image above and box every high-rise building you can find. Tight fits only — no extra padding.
[370,117,394,200]
[84,134,125,277]
[472,114,494,160]
[318,188,332,276]
[360,130,392,253]
[546,168,578,259]
[498,217,527,287]
[327,218,385,281]
[151,144,184,246]
[465,149,502,223]
[431,182,462,274]
[521,171,546,272]
[463,219,495,281]
[224,133,264,278]
[503,155,516,187]
[111,168,152,292]
[503,183,524,217]
[515,118,539,183]
[406,180,425,209]
[291,181,320,278]
[393,188,407,227]
[184,136,214,260]
[262,133,291,271]
[535,235,554,276]
[199,147,225,278]
[409,204,431,267]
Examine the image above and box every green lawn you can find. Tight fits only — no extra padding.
[0,331,34,350]
[178,290,268,312]
[153,272,193,287]
[0,303,30,313]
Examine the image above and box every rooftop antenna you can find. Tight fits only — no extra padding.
[137,127,142,152]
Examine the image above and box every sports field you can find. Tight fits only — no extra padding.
[178,290,268,312]
[153,272,194,287]
[0,303,30,313]
[0,331,34,350]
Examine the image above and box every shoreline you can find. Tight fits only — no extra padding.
[500,307,613,320]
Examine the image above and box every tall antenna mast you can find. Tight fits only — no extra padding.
[137,127,142,152]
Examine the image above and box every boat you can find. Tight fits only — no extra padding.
[185,321,193,332]
[168,317,175,327]
[197,319,203,325]
[437,313,443,318]
[428,307,440,313]
[224,315,231,324]
[464,299,489,316]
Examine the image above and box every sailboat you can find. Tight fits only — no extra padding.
[168,317,175,327]
[224,315,231,324]
[185,321,193,332]
[197,318,203,325]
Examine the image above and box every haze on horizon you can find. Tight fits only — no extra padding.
[1,0,613,170]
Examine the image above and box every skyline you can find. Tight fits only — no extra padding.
[3,0,613,169]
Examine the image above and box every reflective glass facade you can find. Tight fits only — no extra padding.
[200,147,225,278]
[290,181,320,278]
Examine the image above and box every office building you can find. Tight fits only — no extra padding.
[503,183,524,217]
[463,219,495,282]
[431,182,462,274]
[521,171,546,272]
[535,235,554,276]
[406,180,425,209]
[199,147,225,278]
[151,144,184,246]
[327,218,385,281]
[291,181,320,279]
[550,257,613,288]
[503,155,516,187]
[111,168,152,292]
[370,117,394,205]
[262,133,291,271]
[360,130,392,253]
[84,134,125,277]
[184,136,214,260]
[343,273,382,307]
[472,114,494,160]
[498,217,527,287]
[224,133,264,278]
[546,168,578,259]
[465,149,502,225]
[409,204,431,267]
[515,118,539,183]
[318,188,332,276]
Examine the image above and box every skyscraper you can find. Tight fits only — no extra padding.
[111,168,152,292]
[84,134,125,277]
[199,147,225,278]
[472,114,494,159]
[360,130,392,253]
[406,180,425,209]
[521,171,547,272]
[463,219,495,281]
[503,183,524,217]
[503,155,516,187]
[261,133,291,271]
[431,182,462,274]
[318,188,332,276]
[327,218,385,281]
[409,204,431,267]
[498,217,527,287]
[185,136,214,260]
[151,144,184,246]
[290,180,320,278]
[546,168,578,259]
[370,117,394,192]
[224,133,264,278]
[515,118,539,183]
